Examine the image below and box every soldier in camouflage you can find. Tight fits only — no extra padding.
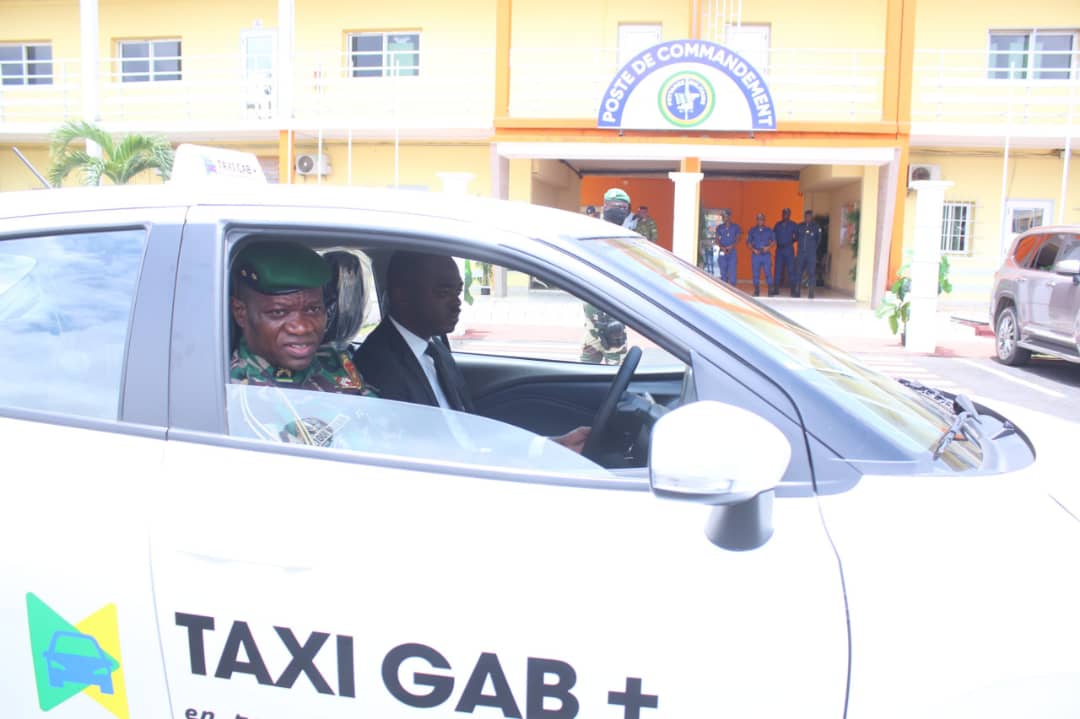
[580,303,629,365]
[229,240,376,396]
[632,205,659,243]
[580,188,632,364]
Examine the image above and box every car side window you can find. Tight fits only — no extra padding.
[451,259,680,369]
[0,230,147,419]
[1057,235,1080,264]
[1032,237,1063,272]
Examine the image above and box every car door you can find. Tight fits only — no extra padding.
[1021,233,1064,337]
[147,206,850,718]
[0,208,182,718]
[1048,233,1080,342]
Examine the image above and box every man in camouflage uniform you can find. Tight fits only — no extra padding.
[580,303,628,365]
[632,205,659,243]
[230,240,375,396]
[580,188,632,364]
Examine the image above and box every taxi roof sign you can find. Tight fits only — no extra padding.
[171,144,267,184]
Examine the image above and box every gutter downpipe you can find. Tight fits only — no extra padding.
[998,68,1014,258]
[1059,87,1074,224]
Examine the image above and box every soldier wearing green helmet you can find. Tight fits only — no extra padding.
[580,188,631,364]
[229,240,375,395]
[601,187,632,226]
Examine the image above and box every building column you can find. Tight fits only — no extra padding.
[855,168,879,304]
[79,0,101,160]
[905,180,953,353]
[668,170,704,265]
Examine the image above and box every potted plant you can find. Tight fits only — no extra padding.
[462,259,493,304]
[876,256,952,343]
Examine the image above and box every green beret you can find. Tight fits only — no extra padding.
[603,187,630,203]
[233,241,331,295]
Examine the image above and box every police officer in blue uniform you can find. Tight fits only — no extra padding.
[746,213,776,297]
[715,209,741,286]
[773,208,797,291]
[793,210,823,299]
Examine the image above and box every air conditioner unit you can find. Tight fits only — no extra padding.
[907,163,941,187]
[296,153,331,176]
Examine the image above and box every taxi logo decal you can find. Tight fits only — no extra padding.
[26,593,129,719]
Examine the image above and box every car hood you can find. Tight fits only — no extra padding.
[968,397,1080,524]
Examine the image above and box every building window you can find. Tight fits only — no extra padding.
[941,202,974,254]
[989,30,1077,80]
[119,39,181,83]
[348,32,419,77]
[0,43,53,86]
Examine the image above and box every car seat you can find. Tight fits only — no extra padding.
[322,250,367,350]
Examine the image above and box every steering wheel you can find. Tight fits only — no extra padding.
[582,346,642,461]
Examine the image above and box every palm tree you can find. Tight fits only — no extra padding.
[48,120,174,187]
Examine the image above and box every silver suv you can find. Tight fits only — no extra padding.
[991,226,1080,365]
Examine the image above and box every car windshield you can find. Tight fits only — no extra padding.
[586,238,983,470]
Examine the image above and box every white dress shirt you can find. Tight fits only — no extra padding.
[389,316,451,409]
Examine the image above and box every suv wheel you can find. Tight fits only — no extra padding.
[995,306,1031,366]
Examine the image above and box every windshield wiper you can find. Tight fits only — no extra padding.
[932,394,982,460]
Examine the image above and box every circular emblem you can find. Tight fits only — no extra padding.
[658,71,715,128]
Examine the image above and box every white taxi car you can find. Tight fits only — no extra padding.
[1,183,1078,719]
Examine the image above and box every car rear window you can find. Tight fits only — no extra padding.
[0,229,147,419]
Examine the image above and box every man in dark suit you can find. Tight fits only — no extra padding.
[354,251,589,452]
[355,251,471,411]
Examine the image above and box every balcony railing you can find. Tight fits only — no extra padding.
[0,47,496,132]
[912,49,1080,136]
[1,46,1078,138]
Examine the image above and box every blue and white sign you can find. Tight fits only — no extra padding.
[597,40,776,132]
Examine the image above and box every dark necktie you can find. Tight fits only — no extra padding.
[425,340,465,411]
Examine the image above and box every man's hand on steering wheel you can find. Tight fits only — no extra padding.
[582,346,642,461]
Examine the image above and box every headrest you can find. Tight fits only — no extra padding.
[322,250,367,348]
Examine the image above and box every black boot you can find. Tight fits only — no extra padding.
[753,287,760,297]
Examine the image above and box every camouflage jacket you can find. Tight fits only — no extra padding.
[230,339,376,395]
[580,303,628,365]
[635,216,659,243]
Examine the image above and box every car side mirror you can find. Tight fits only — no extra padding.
[650,401,790,505]
[1053,257,1080,280]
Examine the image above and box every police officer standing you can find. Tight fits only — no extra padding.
[715,209,741,286]
[746,213,776,297]
[773,208,797,291]
[792,210,823,298]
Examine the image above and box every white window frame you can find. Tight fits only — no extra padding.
[988,29,1078,80]
[725,24,771,76]
[118,38,182,83]
[940,201,974,254]
[346,31,420,78]
[617,24,662,68]
[0,42,53,86]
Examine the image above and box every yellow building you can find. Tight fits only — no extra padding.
[2,0,1078,306]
